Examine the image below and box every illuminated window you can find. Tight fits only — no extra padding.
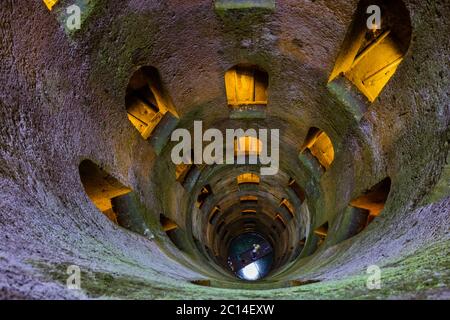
[288,178,306,202]
[196,185,212,208]
[176,163,192,182]
[240,195,258,206]
[160,213,187,252]
[79,160,131,224]
[160,214,178,232]
[314,221,328,246]
[43,0,58,11]
[175,150,193,182]
[237,173,260,185]
[280,198,294,217]
[240,195,258,202]
[126,67,177,140]
[234,136,262,156]
[208,206,221,224]
[175,150,200,187]
[301,127,334,170]
[350,177,391,225]
[328,0,412,102]
[225,65,268,107]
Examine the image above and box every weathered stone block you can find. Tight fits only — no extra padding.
[327,76,369,122]
[298,151,324,181]
[149,112,179,155]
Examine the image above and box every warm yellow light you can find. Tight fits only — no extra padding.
[350,178,391,217]
[240,195,258,202]
[314,222,328,241]
[345,30,404,102]
[175,163,192,182]
[275,214,286,228]
[301,128,334,170]
[126,93,164,140]
[235,136,262,156]
[195,185,212,208]
[237,173,260,185]
[280,198,294,217]
[160,215,178,232]
[328,0,411,103]
[350,198,385,217]
[79,160,131,224]
[43,0,59,11]
[225,66,268,106]
[208,206,221,223]
[126,67,175,140]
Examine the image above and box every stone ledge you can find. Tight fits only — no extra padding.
[327,76,369,123]
[229,104,266,119]
[150,112,180,155]
[298,151,325,181]
[214,0,275,11]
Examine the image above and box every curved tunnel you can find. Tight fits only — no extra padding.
[0,0,449,299]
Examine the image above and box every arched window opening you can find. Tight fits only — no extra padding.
[300,127,335,170]
[43,0,58,11]
[237,173,260,185]
[350,177,391,225]
[234,136,262,156]
[225,65,268,108]
[314,221,328,246]
[160,213,188,252]
[126,66,177,140]
[328,0,412,102]
[176,162,193,182]
[79,160,131,224]
[175,150,197,185]
[175,150,201,188]
[279,198,294,217]
[208,206,221,225]
[160,214,178,232]
[242,209,257,216]
[196,184,212,208]
[288,178,306,203]
[339,207,371,240]
[240,195,258,204]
